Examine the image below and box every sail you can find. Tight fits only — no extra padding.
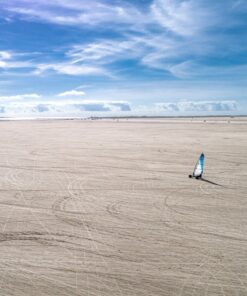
[193,153,204,177]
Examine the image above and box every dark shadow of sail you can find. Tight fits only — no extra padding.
[200,177,224,187]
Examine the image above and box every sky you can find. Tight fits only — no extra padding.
[0,0,247,116]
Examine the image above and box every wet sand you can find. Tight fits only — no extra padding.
[0,118,246,295]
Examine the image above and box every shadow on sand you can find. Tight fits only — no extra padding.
[200,177,224,187]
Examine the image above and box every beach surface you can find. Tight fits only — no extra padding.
[0,118,246,296]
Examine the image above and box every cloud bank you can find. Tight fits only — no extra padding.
[0,100,131,117]
[0,100,238,117]
[155,101,238,112]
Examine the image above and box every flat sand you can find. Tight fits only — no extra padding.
[0,118,246,296]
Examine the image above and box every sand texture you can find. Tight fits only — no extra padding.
[0,118,246,295]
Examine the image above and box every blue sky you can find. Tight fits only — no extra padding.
[0,0,247,116]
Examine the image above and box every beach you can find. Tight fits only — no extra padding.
[0,118,246,296]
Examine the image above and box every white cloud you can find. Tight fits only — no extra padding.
[58,90,86,97]
[5,0,219,37]
[56,64,105,76]
[3,1,143,27]
[0,61,7,68]
[35,63,107,76]
[0,50,36,73]
[65,35,178,76]
[0,93,41,101]
[0,61,33,69]
[150,0,219,36]
[67,39,140,64]
[75,84,92,90]
[168,62,247,79]
[151,0,195,36]
[64,34,210,78]
[0,51,12,60]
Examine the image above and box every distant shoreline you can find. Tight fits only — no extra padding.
[1,115,247,121]
[88,115,247,119]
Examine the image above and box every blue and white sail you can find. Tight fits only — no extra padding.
[193,153,205,177]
